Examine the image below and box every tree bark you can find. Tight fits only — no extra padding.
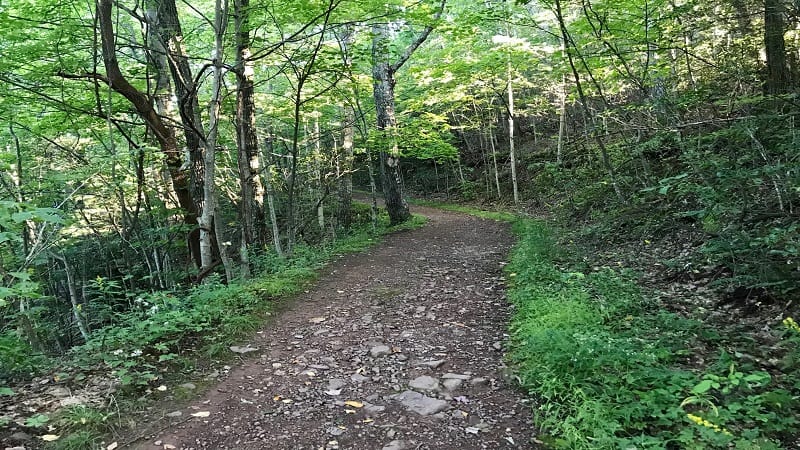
[199,0,228,278]
[262,137,284,256]
[234,0,265,278]
[765,0,790,94]
[507,60,519,205]
[371,23,411,225]
[147,0,206,204]
[370,0,445,225]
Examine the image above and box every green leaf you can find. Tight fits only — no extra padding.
[691,379,714,394]
[0,387,14,396]
[24,414,49,428]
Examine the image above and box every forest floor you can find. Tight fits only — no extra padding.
[116,204,537,450]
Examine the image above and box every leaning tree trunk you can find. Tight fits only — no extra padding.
[97,0,199,259]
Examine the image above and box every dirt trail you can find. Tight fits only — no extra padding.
[132,205,537,450]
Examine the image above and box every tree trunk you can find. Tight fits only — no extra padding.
[199,0,227,275]
[262,137,284,256]
[371,23,411,225]
[553,0,624,203]
[314,116,325,231]
[507,61,519,205]
[335,27,356,230]
[765,0,790,94]
[54,253,90,342]
[97,0,200,264]
[369,1,443,224]
[148,0,206,206]
[488,124,501,199]
[234,0,265,278]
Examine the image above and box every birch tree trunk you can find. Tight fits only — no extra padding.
[54,253,90,342]
[262,137,284,256]
[507,60,519,205]
[199,0,228,275]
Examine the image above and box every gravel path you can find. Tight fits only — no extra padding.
[133,205,537,450]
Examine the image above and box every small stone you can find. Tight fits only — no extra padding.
[179,383,196,390]
[394,390,450,416]
[327,379,347,391]
[365,402,386,413]
[394,353,408,362]
[382,440,409,450]
[370,345,391,358]
[327,426,346,436]
[59,395,88,407]
[5,446,26,450]
[409,375,440,392]
[351,373,369,383]
[229,345,258,354]
[416,359,446,369]
[442,378,463,391]
[452,409,468,420]
[386,429,397,439]
[492,341,503,351]
[442,373,470,380]
[166,411,183,418]
[469,377,489,386]
[154,441,162,446]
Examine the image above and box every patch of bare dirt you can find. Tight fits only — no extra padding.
[121,206,537,450]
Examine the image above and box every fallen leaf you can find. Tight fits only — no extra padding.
[164,445,176,450]
[362,418,374,423]
[106,442,119,450]
[281,399,293,404]
[309,317,326,324]
[344,409,356,414]
[465,427,480,435]
[41,435,60,441]
[325,389,342,396]
[156,385,168,392]
[273,395,282,401]
[344,400,363,408]
[190,411,210,418]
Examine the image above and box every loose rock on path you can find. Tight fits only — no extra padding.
[134,205,537,450]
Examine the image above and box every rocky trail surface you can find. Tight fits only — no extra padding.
[131,205,537,450]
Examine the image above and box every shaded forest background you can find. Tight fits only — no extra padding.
[1,0,799,447]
